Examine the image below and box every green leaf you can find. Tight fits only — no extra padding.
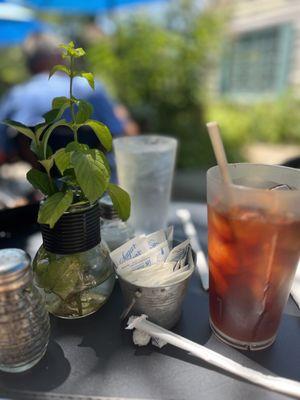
[59,42,85,59]
[73,48,85,58]
[65,141,89,153]
[38,191,73,228]
[42,119,68,158]
[54,148,71,174]
[43,108,61,124]
[80,72,95,90]
[30,141,43,159]
[90,148,111,175]
[31,141,52,160]
[49,64,71,79]
[84,120,112,151]
[35,253,80,300]
[107,183,131,221]
[35,123,47,141]
[59,41,75,51]
[27,168,56,196]
[3,119,35,140]
[75,100,93,124]
[43,103,69,124]
[71,151,109,203]
[52,96,69,109]
[39,158,54,175]
[51,262,80,300]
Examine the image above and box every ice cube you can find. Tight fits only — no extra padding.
[233,177,280,189]
[269,184,293,191]
[234,177,296,191]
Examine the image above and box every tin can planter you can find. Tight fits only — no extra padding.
[33,201,115,319]
[118,249,195,329]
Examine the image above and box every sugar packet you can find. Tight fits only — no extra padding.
[110,227,172,268]
[117,240,170,273]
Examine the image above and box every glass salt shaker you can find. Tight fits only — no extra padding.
[99,195,134,251]
[0,248,50,373]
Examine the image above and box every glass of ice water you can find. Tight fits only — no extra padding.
[113,135,178,234]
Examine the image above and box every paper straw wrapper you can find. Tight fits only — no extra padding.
[127,315,300,399]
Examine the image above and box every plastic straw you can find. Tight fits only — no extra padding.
[206,122,232,185]
[127,315,300,399]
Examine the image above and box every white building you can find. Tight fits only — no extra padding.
[217,0,300,99]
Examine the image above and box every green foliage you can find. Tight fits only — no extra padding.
[3,120,35,140]
[54,148,72,175]
[38,191,73,228]
[0,47,28,97]
[80,72,95,90]
[60,41,86,58]
[1,41,130,227]
[75,100,94,123]
[39,158,54,175]
[41,119,68,158]
[49,64,71,79]
[206,94,300,161]
[71,150,109,203]
[52,96,69,108]
[84,120,112,151]
[43,103,69,123]
[107,183,131,221]
[34,250,81,300]
[88,0,225,168]
[27,168,57,196]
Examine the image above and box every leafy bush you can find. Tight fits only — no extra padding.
[207,95,300,161]
[88,0,225,169]
[0,47,28,96]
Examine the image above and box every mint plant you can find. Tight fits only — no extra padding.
[3,42,130,228]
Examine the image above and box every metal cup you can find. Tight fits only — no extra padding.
[118,250,195,329]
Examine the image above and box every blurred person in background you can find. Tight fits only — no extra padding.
[0,33,139,176]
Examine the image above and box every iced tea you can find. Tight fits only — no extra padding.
[207,164,300,350]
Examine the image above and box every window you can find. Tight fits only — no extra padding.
[220,24,293,97]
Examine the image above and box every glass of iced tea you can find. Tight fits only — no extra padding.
[207,163,300,350]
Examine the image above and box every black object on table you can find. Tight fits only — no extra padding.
[0,207,300,400]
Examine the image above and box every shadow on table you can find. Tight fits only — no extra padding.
[242,312,300,381]
[0,340,71,392]
[50,283,126,373]
[148,311,300,386]
[128,281,300,392]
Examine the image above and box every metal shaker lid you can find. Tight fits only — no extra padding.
[0,248,30,276]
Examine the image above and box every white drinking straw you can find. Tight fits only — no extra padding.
[127,315,300,399]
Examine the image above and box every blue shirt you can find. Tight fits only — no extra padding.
[0,72,124,161]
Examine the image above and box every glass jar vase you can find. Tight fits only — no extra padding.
[0,248,50,373]
[33,202,115,319]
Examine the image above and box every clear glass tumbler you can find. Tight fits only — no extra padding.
[113,135,178,234]
[207,164,300,350]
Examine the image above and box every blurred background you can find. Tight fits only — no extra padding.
[0,0,299,214]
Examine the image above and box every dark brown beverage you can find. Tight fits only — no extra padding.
[208,204,300,350]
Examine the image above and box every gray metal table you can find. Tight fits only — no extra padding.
[0,202,300,400]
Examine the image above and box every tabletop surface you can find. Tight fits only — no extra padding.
[0,202,300,400]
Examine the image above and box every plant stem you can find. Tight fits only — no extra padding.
[75,293,83,316]
[69,56,77,142]
[47,170,56,192]
[74,127,78,142]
